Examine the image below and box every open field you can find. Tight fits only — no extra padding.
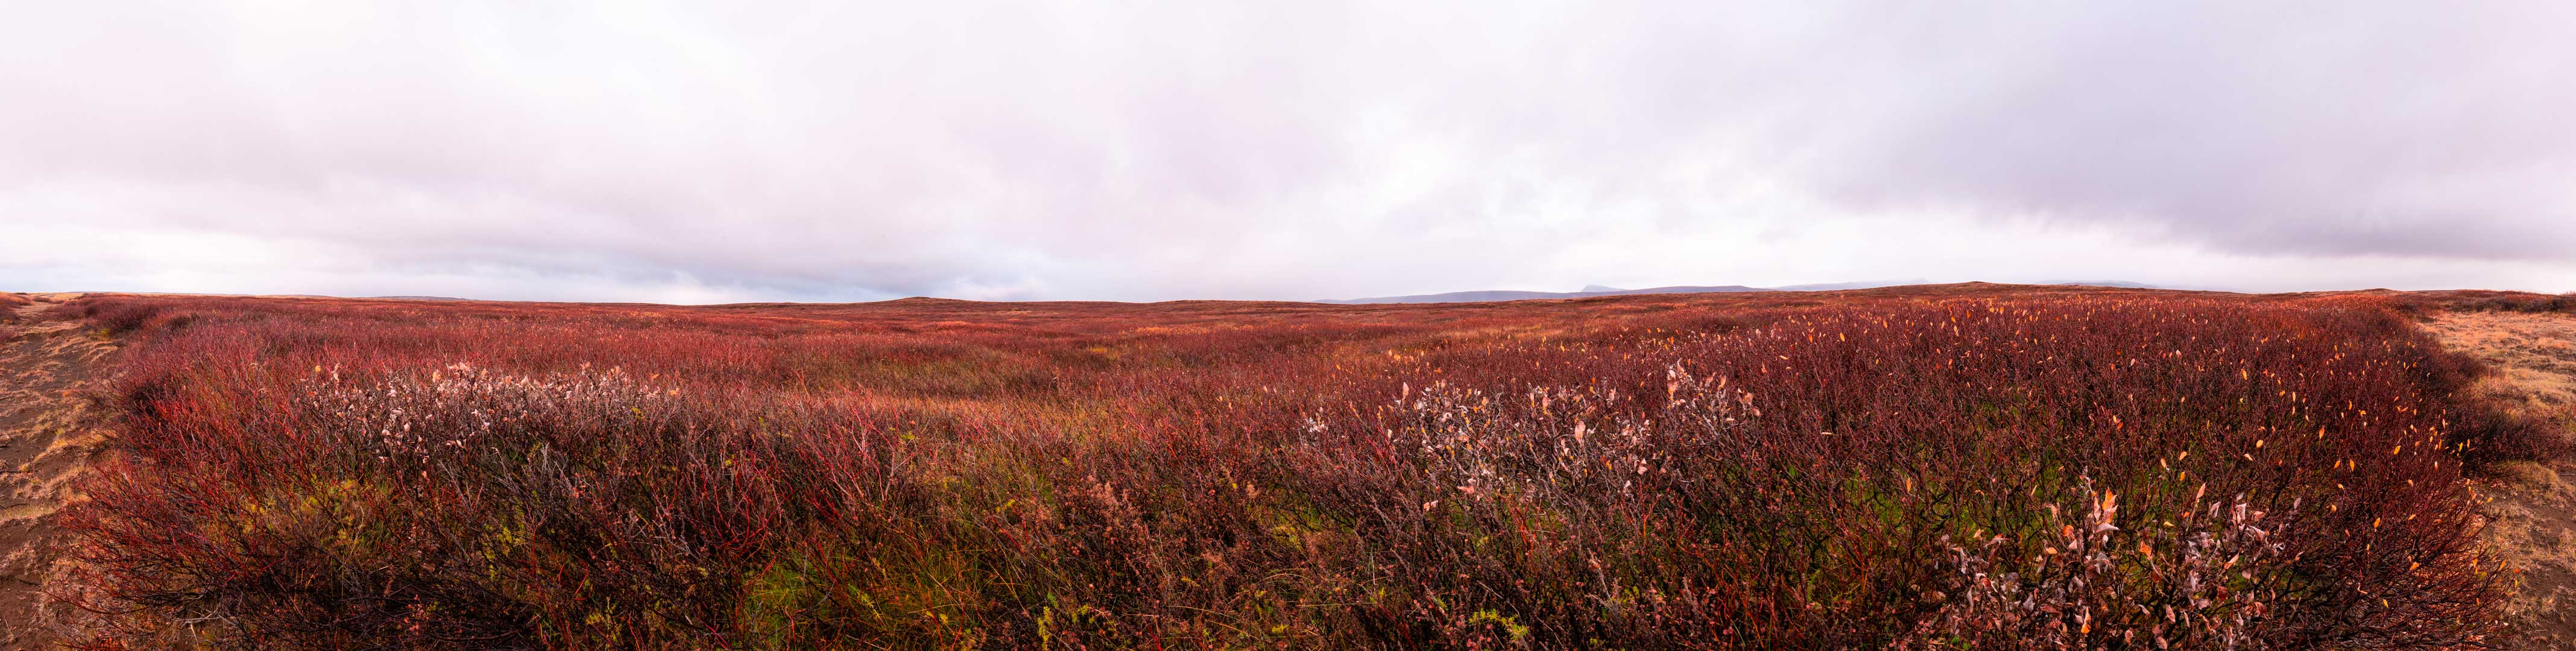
[1,285,2570,649]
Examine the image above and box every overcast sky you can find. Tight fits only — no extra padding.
[4,2,2572,303]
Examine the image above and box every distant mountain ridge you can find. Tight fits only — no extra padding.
[1316,280,2159,304]
[1770,280,1933,292]
[2039,280,2162,289]
[1316,285,1768,304]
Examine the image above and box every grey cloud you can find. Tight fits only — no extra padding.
[1790,3,2576,260]
[2,1,2571,302]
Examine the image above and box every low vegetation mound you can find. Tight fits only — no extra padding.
[0,292,31,321]
[37,289,2545,649]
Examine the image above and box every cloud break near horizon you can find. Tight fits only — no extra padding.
[4,2,2573,303]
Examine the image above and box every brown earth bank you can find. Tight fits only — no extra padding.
[2424,309,2576,649]
[0,294,118,649]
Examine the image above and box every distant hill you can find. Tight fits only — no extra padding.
[2041,280,2164,289]
[1317,280,2177,304]
[1318,285,1767,304]
[1770,280,1927,292]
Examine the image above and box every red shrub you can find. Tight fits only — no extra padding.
[44,290,2532,649]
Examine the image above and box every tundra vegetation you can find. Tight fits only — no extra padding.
[33,286,2566,649]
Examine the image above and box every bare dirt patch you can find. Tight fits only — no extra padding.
[2428,310,2576,648]
[0,296,117,649]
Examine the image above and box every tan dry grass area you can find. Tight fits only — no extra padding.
[0,295,117,649]
[2428,312,2576,410]
[2429,310,2576,649]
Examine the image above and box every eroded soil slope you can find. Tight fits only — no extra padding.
[2429,310,2576,648]
[0,296,117,649]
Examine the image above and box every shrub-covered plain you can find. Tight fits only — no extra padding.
[42,288,2549,649]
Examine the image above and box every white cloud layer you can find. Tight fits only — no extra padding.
[4,1,2572,301]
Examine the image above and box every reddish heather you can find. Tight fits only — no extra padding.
[30,286,2549,649]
